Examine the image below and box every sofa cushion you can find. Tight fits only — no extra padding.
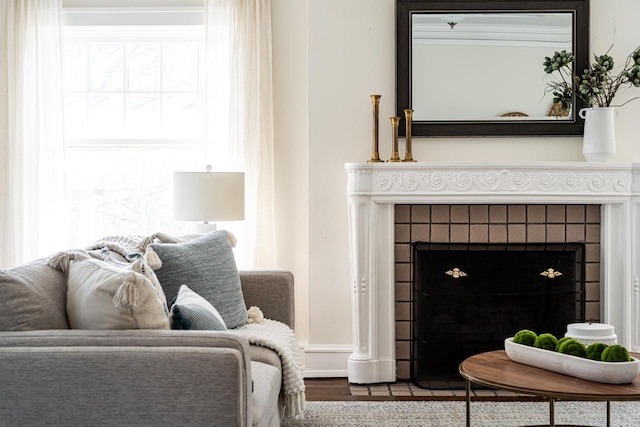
[0,259,69,330]
[248,346,282,372]
[170,285,227,331]
[66,258,170,330]
[150,230,248,329]
[251,361,282,427]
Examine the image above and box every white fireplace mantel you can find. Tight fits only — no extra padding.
[345,161,640,384]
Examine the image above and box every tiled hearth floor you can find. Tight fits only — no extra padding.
[305,379,542,402]
[349,381,526,397]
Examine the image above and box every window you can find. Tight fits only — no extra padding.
[62,25,208,246]
[59,7,252,268]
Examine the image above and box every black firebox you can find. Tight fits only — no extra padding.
[411,243,586,387]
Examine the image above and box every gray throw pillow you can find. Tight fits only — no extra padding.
[150,231,247,328]
[0,258,70,330]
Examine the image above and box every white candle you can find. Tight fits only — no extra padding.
[565,322,617,345]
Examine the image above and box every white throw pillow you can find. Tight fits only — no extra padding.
[66,258,170,330]
[170,285,227,331]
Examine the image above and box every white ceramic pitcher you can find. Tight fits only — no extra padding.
[579,107,617,162]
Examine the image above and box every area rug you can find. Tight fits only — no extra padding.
[283,400,640,426]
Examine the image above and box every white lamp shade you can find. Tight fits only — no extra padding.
[173,171,245,221]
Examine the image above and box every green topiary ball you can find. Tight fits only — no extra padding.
[513,329,538,346]
[557,338,587,358]
[601,344,631,362]
[555,337,571,352]
[533,333,558,351]
[586,343,609,361]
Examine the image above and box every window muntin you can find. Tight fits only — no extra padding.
[63,26,205,145]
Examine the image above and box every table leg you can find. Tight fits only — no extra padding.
[606,401,610,427]
[549,398,555,427]
[465,378,471,427]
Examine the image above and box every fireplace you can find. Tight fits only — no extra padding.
[411,242,585,386]
[345,162,640,385]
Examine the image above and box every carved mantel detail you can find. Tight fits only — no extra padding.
[347,163,634,196]
[374,170,630,193]
[345,161,640,384]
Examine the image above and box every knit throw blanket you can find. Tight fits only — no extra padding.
[232,319,306,420]
[86,233,185,260]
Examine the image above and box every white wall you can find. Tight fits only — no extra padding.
[271,0,309,344]
[271,0,640,376]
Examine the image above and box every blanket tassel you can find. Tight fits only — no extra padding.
[47,251,89,273]
[144,247,162,270]
[285,392,306,420]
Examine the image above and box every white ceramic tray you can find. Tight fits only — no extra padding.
[504,337,640,384]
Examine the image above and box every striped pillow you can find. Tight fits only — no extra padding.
[170,285,227,331]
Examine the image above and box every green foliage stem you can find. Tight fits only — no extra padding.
[544,45,640,108]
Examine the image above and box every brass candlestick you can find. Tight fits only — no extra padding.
[388,117,402,162]
[403,109,416,162]
[368,95,383,163]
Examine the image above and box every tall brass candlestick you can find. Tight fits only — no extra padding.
[403,109,416,162]
[388,117,402,162]
[368,95,383,163]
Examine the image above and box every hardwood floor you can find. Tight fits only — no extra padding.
[305,378,354,401]
[304,378,544,402]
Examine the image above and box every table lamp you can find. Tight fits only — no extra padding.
[173,165,245,233]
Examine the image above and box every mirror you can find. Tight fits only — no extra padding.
[396,0,590,137]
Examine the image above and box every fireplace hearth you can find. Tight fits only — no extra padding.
[411,243,585,385]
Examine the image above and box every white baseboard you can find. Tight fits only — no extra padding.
[302,344,352,378]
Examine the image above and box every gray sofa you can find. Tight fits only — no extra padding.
[0,260,296,427]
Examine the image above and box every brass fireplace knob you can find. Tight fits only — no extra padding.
[540,268,563,278]
[445,268,467,279]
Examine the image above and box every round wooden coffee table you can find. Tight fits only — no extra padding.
[459,350,640,427]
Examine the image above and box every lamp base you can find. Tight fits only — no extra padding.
[194,222,217,234]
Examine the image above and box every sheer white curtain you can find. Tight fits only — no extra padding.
[0,0,66,268]
[205,0,276,268]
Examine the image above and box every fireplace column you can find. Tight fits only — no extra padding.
[347,193,396,383]
[631,171,640,347]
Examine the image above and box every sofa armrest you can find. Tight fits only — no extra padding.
[239,270,295,329]
[0,329,251,350]
[0,330,253,427]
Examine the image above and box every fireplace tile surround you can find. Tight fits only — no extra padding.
[345,162,640,384]
[393,204,600,380]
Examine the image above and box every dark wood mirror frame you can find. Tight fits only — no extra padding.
[396,0,590,137]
